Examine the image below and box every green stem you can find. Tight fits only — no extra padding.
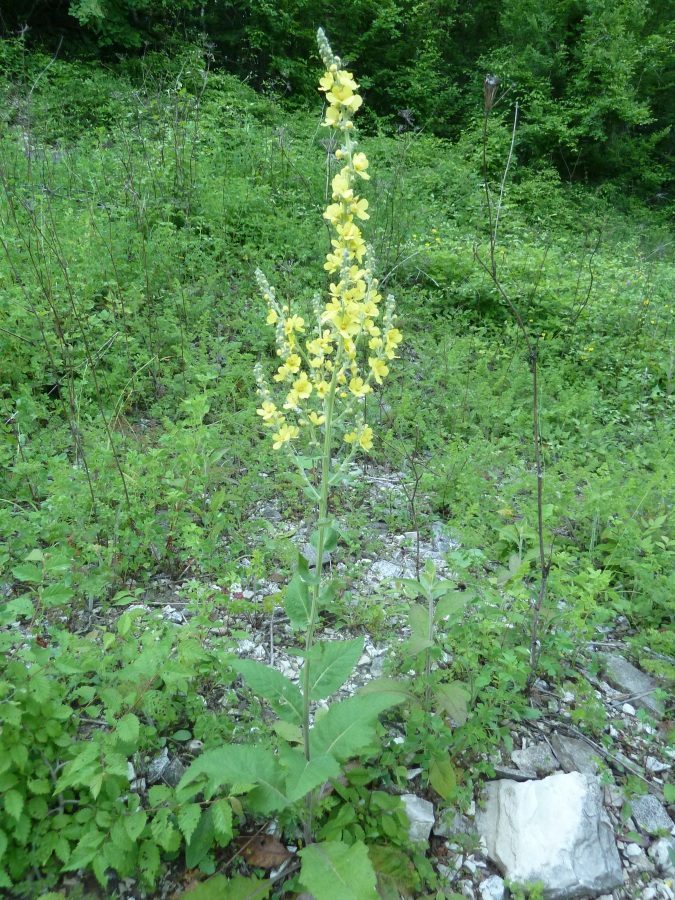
[301,370,338,842]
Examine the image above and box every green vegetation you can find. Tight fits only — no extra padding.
[0,9,673,899]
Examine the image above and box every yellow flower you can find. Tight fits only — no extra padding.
[266,308,278,325]
[284,314,305,335]
[272,424,300,449]
[293,372,313,399]
[314,379,331,398]
[349,197,369,220]
[309,411,325,426]
[319,72,334,93]
[369,357,389,384]
[359,425,374,451]
[332,173,353,201]
[257,401,280,425]
[286,354,301,373]
[344,431,356,444]
[352,152,370,179]
[349,377,371,397]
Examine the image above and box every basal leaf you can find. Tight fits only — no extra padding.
[235,659,303,725]
[298,840,379,900]
[310,693,403,762]
[285,572,311,631]
[306,637,364,700]
[185,807,215,869]
[278,745,340,802]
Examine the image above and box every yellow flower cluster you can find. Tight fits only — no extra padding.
[255,30,402,456]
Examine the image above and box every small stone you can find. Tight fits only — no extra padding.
[642,887,658,900]
[401,794,435,843]
[551,733,600,776]
[435,810,474,839]
[357,653,372,668]
[479,875,505,900]
[237,639,256,655]
[187,740,203,754]
[622,702,636,716]
[464,857,477,874]
[631,794,673,835]
[371,559,404,579]
[431,522,460,554]
[492,765,536,782]
[127,762,136,782]
[512,742,560,776]
[602,654,664,718]
[649,837,675,876]
[301,544,332,569]
[646,756,671,774]
[147,747,170,784]
[162,757,186,787]
[460,880,476,899]
[625,843,643,858]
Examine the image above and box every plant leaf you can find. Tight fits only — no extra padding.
[407,604,432,655]
[285,572,311,630]
[311,524,340,554]
[310,693,403,762]
[298,840,379,900]
[428,755,457,800]
[235,659,303,725]
[184,874,273,900]
[306,636,364,700]
[278,745,340,801]
[434,591,469,622]
[432,682,469,726]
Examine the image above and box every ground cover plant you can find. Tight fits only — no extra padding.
[0,17,674,900]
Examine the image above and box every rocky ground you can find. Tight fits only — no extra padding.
[55,468,674,899]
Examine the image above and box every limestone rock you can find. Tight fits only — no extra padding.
[630,794,673,835]
[602,654,664,718]
[479,874,505,900]
[511,742,560,776]
[476,772,623,900]
[648,837,675,876]
[401,793,435,843]
[550,733,600,776]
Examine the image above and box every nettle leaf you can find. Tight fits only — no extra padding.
[278,745,340,802]
[432,682,469,726]
[11,563,43,583]
[407,604,432,656]
[235,659,303,725]
[0,829,7,861]
[285,572,311,631]
[3,789,24,822]
[211,799,233,842]
[64,830,106,871]
[125,809,147,843]
[139,839,161,881]
[185,807,215,869]
[298,840,379,900]
[310,693,403,762]
[428,755,457,801]
[306,637,364,700]
[41,584,75,607]
[178,803,202,844]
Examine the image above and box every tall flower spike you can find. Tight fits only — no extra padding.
[255,30,401,463]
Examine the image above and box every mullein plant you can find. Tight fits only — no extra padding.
[177,31,404,896]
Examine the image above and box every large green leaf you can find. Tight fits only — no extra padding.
[278,745,340,802]
[310,693,403,762]
[434,591,469,621]
[407,604,432,656]
[432,682,469,726]
[185,807,215,869]
[428,755,457,801]
[285,572,311,630]
[310,524,340,554]
[177,746,290,813]
[298,840,379,900]
[235,659,303,725]
[306,637,364,700]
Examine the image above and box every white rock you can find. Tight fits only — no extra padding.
[622,702,636,716]
[401,794,435,843]
[127,762,136,781]
[476,772,623,899]
[631,794,673,835]
[479,875,505,900]
[646,756,671,773]
[625,843,643,858]
[649,837,675,876]
[371,559,404,579]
